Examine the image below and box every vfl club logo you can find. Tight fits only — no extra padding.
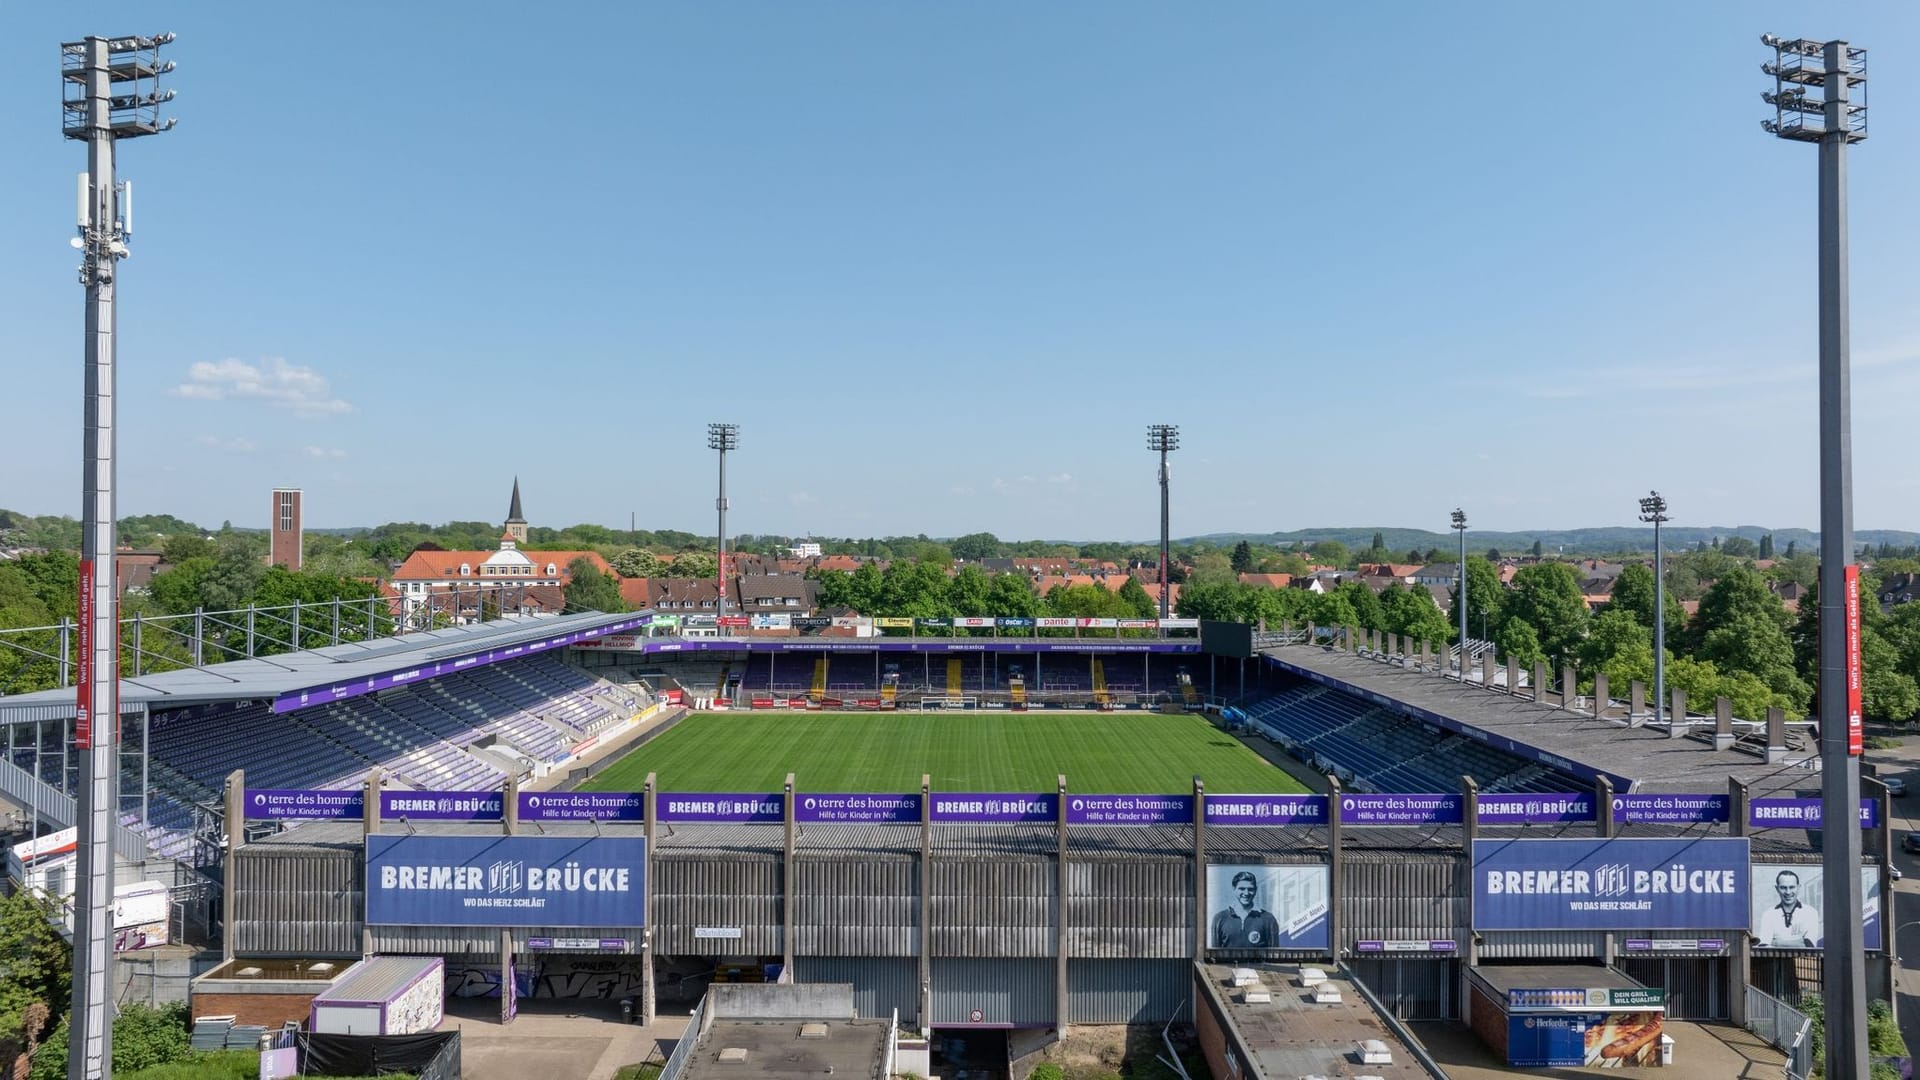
[1248,930,1262,945]
[1594,863,1630,898]
[488,860,524,894]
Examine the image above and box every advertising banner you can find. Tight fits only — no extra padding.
[1747,798,1878,829]
[656,793,784,823]
[113,882,170,952]
[1205,865,1330,950]
[750,614,792,630]
[794,793,920,823]
[380,791,504,822]
[1339,793,1462,826]
[1472,837,1750,931]
[1355,939,1456,953]
[1065,794,1193,825]
[916,618,950,629]
[1507,1013,1664,1068]
[793,616,831,629]
[1080,618,1119,629]
[1847,563,1863,756]
[245,788,365,821]
[952,617,995,628]
[718,616,749,628]
[1117,618,1158,629]
[873,617,914,628]
[518,792,645,823]
[1204,794,1329,827]
[1749,864,1881,950]
[1476,793,1597,825]
[929,793,1056,823]
[997,617,1035,628]
[1622,938,1727,952]
[75,559,93,749]
[1610,793,1729,825]
[365,834,646,927]
[1036,617,1078,629]
[1160,618,1200,629]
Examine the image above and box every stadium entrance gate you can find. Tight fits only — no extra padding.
[1619,956,1729,1020]
[1346,957,1459,1021]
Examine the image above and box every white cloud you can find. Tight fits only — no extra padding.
[787,491,816,506]
[193,434,259,453]
[173,357,354,416]
[1046,472,1073,485]
[304,445,348,460]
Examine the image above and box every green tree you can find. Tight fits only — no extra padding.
[1371,532,1386,552]
[1229,541,1254,574]
[1448,558,1505,642]
[29,1002,192,1080]
[986,572,1041,619]
[1379,582,1451,645]
[1607,563,1687,642]
[1494,617,1547,672]
[1577,609,1651,686]
[948,532,1004,563]
[1721,535,1758,558]
[0,890,72,1059]
[1337,581,1384,632]
[1116,576,1157,619]
[1308,540,1351,568]
[1691,566,1808,711]
[159,532,215,565]
[946,565,994,616]
[1531,539,1544,558]
[1759,533,1775,559]
[1503,563,1588,663]
[197,545,266,612]
[562,558,627,614]
[672,551,718,580]
[610,547,664,579]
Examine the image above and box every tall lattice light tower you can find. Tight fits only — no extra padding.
[1761,33,1869,1079]
[1450,508,1468,675]
[708,423,739,628]
[1147,424,1178,619]
[1637,492,1669,728]
[61,30,176,1080]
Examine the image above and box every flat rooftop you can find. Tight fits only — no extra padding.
[679,1018,891,1080]
[1471,963,1641,995]
[1263,646,1817,797]
[1201,962,1430,1079]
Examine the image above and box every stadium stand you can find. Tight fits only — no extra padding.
[1237,678,1581,794]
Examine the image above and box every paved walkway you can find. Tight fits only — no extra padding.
[441,997,689,1080]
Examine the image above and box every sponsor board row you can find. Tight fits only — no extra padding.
[249,788,1884,829]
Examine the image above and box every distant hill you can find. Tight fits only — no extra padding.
[1187,525,1920,555]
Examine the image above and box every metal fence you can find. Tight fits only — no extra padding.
[658,997,707,1080]
[1744,983,1813,1080]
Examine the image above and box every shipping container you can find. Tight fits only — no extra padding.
[309,956,445,1036]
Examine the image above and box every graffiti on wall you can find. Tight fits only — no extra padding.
[445,958,645,1001]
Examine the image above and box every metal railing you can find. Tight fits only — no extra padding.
[658,997,707,1080]
[1745,984,1813,1080]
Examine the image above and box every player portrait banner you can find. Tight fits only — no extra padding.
[1204,794,1328,826]
[1065,794,1193,825]
[244,788,364,821]
[519,792,645,823]
[1206,864,1330,950]
[656,793,784,824]
[1749,864,1881,950]
[1472,837,1750,931]
[365,834,646,928]
[380,790,505,822]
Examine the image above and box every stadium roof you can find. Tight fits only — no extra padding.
[0,610,645,720]
[1262,646,1822,799]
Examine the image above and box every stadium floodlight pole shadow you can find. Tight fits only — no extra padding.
[60,30,176,1080]
[1147,424,1179,620]
[1638,492,1668,728]
[1762,31,1869,1079]
[709,423,739,631]
[1450,509,1467,679]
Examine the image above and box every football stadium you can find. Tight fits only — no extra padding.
[0,603,1879,1076]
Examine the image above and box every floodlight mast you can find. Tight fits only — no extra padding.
[1637,492,1668,729]
[1762,33,1868,1080]
[1450,509,1468,677]
[1147,425,1179,620]
[708,424,738,629]
[61,31,176,1080]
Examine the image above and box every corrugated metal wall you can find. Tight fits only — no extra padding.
[1341,853,1464,950]
[1066,959,1188,1024]
[930,957,1056,1027]
[1066,860,1191,958]
[1347,957,1458,1020]
[652,857,783,955]
[1475,931,1607,959]
[231,847,361,957]
[791,956,919,1025]
[793,859,917,957]
[930,859,1053,957]
[1617,956,1728,1020]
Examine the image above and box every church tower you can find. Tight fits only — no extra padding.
[504,477,529,544]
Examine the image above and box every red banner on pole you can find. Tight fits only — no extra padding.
[76,558,94,749]
[1846,563,1863,756]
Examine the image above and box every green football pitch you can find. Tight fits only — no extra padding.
[580,711,1306,794]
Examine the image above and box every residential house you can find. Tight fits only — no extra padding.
[391,535,611,616]
[1411,564,1459,587]
[1238,572,1293,589]
[1878,573,1919,613]
[1770,580,1808,614]
[645,578,723,614]
[1356,563,1419,582]
[115,549,166,595]
[737,575,819,617]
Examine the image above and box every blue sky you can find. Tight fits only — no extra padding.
[4,3,1918,542]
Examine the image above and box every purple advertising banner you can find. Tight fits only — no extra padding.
[1355,940,1458,953]
[1338,793,1462,826]
[519,791,645,823]
[656,793,785,824]
[795,793,921,823]
[1747,798,1879,829]
[380,790,504,822]
[1203,794,1329,826]
[243,788,364,820]
[929,793,1056,824]
[1065,794,1194,825]
[1475,793,1598,826]
[1610,793,1730,825]
[273,614,655,714]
